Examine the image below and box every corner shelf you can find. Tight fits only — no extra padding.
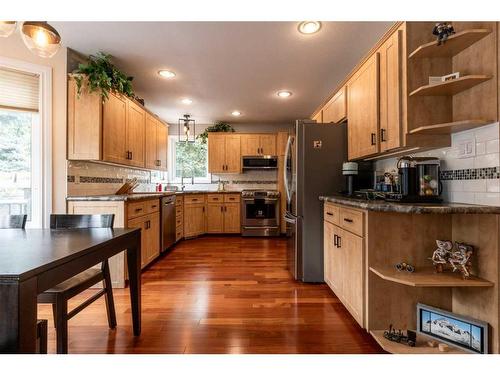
[408,119,493,136]
[409,75,491,97]
[409,29,491,59]
[370,330,467,354]
[369,266,493,287]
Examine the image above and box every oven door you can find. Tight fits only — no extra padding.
[242,198,279,227]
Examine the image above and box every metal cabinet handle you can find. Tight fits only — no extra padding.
[338,236,342,248]
[380,128,386,142]
[371,133,376,146]
[224,206,227,212]
[343,218,353,223]
[334,234,338,247]
[135,208,143,212]
[326,212,333,216]
[220,206,223,212]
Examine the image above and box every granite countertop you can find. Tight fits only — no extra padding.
[66,190,242,202]
[319,194,500,214]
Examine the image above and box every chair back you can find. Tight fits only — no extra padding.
[0,215,28,229]
[50,214,115,229]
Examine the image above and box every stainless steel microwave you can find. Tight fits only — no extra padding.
[242,156,278,170]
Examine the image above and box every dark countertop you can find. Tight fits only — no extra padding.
[319,194,500,214]
[67,190,242,202]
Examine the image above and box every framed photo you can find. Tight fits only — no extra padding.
[417,303,489,354]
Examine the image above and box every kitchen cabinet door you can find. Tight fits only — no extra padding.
[156,121,168,171]
[126,100,146,167]
[379,30,402,153]
[145,212,160,265]
[208,133,226,173]
[224,134,241,173]
[323,221,334,285]
[223,203,241,233]
[145,113,158,170]
[330,225,344,297]
[347,53,380,160]
[207,203,224,233]
[127,216,147,268]
[323,86,347,124]
[241,134,260,156]
[311,110,323,123]
[184,204,206,237]
[259,134,276,155]
[102,93,128,165]
[342,230,364,326]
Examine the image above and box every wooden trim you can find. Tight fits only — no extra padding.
[311,21,403,118]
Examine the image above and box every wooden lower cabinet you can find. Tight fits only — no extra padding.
[207,203,224,233]
[184,203,206,238]
[127,205,160,269]
[323,203,365,327]
[206,196,241,234]
[223,203,240,233]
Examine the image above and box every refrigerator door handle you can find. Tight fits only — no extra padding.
[284,135,293,204]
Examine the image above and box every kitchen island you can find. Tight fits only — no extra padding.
[320,195,500,353]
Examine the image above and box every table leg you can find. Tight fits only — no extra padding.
[126,231,141,336]
[0,277,37,353]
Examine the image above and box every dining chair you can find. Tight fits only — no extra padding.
[37,214,117,354]
[0,214,27,229]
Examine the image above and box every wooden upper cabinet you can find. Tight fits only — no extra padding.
[126,100,146,167]
[241,134,276,156]
[156,121,168,171]
[208,133,241,173]
[322,86,347,124]
[145,114,168,171]
[347,53,380,160]
[379,30,402,153]
[67,78,101,160]
[102,93,128,165]
[277,132,288,156]
[311,110,323,123]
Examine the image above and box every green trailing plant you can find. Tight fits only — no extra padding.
[73,52,135,102]
[197,121,235,144]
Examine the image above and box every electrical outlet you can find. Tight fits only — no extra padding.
[456,138,475,159]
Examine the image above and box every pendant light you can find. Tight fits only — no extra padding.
[178,114,196,143]
[21,21,61,58]
[0,21,17,38]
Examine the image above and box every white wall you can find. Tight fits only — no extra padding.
[0,32,68,213]
[375,122,500,206]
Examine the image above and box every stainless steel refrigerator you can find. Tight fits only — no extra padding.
[284,120,347,282]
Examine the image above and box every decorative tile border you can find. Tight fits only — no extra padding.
[440,167,500,181]
[67,176,150,184]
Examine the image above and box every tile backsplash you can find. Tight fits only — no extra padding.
[375,122,500,206]
[67,161,277,196]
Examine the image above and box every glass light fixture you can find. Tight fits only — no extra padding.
[178,114,196,143]
[298,21,322,35]
[277,90,292,98]
[0,21,17,38]
[231,110,241,116]
[181,98,193,104]
[21,21,61,58]
[158,70,176,78]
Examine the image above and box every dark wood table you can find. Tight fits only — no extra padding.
[0,227,141,353]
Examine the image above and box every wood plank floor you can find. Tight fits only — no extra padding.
[38,236,384,354]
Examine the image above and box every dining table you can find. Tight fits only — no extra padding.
[0,227,141,353]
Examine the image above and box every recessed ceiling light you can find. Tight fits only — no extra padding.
[298,21,322,35]
[277,90,292,98]
[158,70,176,78]
[232,110,241,116]
[181,98,193,104]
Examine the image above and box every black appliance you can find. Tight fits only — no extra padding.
[241,189,280,236]
[161,195,176,252]
[284,120,347,282]
[242,156,278,170]
[342,161,374,196]
[393,156,442,203]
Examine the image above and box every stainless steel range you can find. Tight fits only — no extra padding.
[241,189,280,236]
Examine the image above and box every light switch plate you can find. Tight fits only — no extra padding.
[456,138,475,159]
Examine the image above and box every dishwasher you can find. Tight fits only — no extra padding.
[161,195,176,252]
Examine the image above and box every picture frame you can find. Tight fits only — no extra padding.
[417,303,489,354]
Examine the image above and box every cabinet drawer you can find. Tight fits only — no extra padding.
[224,194,241,203]
[175,216,183,227]
[184,194,205,204]
[176,195,184,206]
[324,203,340,226]
[175,206,183,216]
[207,194,223,203]
[144,199,160,214]
[339,207,364,236]
[176,226,184,241]
[127,201,146,219]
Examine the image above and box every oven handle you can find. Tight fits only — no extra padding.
[242,198,279,203]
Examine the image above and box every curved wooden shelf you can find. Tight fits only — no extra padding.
[370,330,467,354]
[409,119,492,136]
[369,266,494,287]
[409,29,491,59]
[409,75,491,97]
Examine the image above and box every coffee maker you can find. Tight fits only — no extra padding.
[342,161,374,196]
[389,156,442,203]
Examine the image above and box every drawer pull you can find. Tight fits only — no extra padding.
[151,205,157,208]
[343,218,353,223]
[333,234,338,247]
[135,208,143,212]
[326,212,333,216]
[338,236,342,248]
[192,198,198,201]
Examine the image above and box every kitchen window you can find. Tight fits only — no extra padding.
[168,136,211,183]
[0,60,52,228]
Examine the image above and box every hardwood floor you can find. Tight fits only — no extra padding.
[38,236,383,354]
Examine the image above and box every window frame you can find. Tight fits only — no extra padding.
[167,135,211,184]
[0,57,52,228]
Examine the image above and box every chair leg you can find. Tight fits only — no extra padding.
[52,303,57,329]
[55,295,68,354]
[102,260,117,329]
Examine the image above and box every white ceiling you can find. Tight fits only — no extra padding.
[53,21,393,125]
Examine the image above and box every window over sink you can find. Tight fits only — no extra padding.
[167,136,211,184]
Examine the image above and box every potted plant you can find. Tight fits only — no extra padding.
[197,121,235,144]
[72,52,135,102]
